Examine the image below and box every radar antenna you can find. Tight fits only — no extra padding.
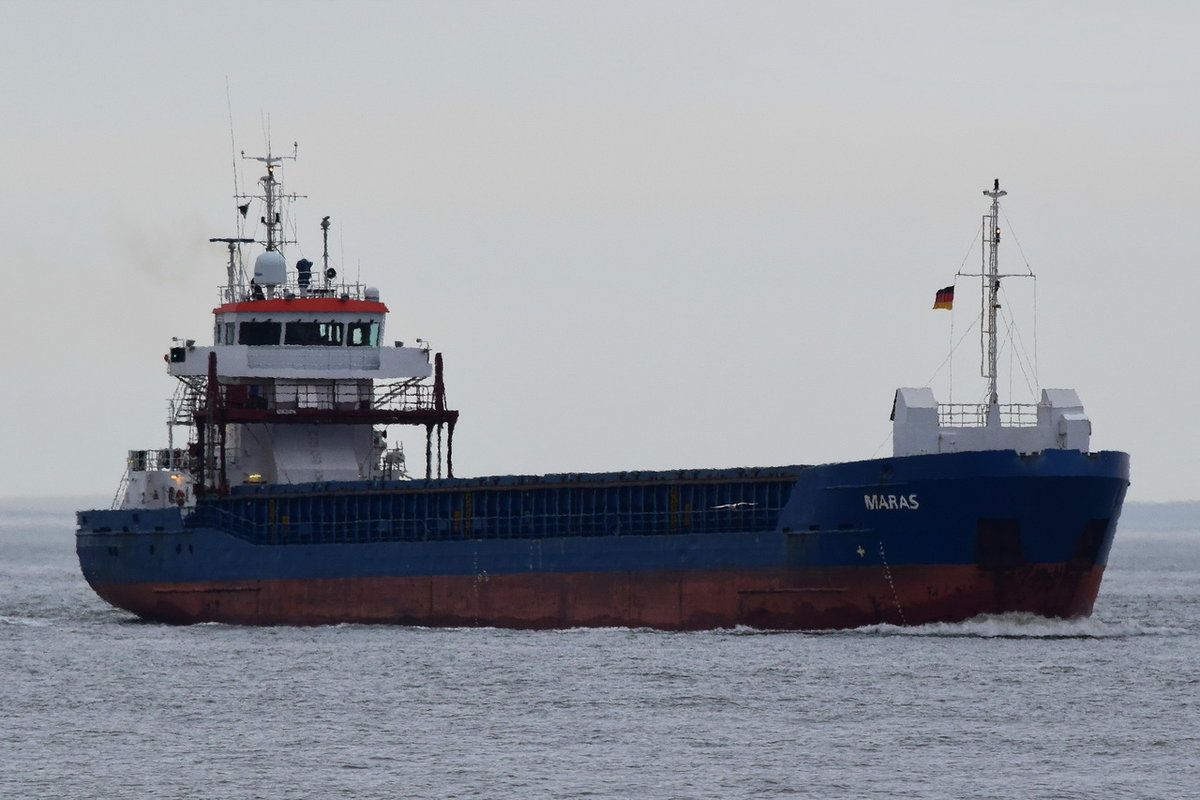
[238,142,303,253]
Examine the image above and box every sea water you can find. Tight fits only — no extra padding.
[1,499,1196,800]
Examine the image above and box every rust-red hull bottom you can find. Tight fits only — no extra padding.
[91,563,1107,630]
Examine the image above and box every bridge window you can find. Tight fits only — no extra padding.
[347,321,379,347]
[284,321,344,346]
[238,320,282,345]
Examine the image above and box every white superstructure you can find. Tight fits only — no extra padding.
[117,145,457,509]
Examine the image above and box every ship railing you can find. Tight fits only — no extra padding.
[110,464,130,510]
[371,379,434,412]
[185,501,260,540]
[378,445,409,480]
[219,378,437,414]
[937,402,1039,428]
[217,278,372,305]
[171,377,205,424]
[113,448,195,509]
[127,448,193,473]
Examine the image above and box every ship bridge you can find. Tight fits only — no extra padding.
[167,293,432,381]
[164,283,457,492]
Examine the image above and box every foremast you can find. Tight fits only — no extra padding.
[981,179,1006,418]
[891,180,1092,457]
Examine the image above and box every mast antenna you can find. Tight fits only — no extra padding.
[239,142,301,253]
[209,237,256,303]
[321,215,333,287]
[981,178,1007,415]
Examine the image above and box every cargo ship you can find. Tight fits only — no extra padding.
[76,153,1130,629]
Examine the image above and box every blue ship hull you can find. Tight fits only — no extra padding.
[76,449,1130,629]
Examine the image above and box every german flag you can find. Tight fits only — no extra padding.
[933,285,954,310]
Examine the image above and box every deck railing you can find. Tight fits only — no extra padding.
[217,279,373,305]
[937,403,1039,428]
[127,448,193,472]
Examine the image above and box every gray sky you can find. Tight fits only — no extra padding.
[2,1,1195,502]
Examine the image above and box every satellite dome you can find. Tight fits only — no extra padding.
[253,251,287,286]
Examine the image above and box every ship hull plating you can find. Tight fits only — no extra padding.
[76,449,1130,630]
[85,563,1107,630]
